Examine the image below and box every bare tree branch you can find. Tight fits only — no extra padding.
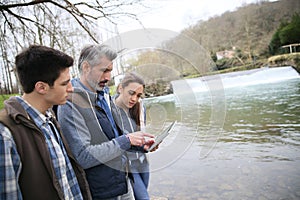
[46,0,99,42]
[0,0,51,10]
[0,0,147,94]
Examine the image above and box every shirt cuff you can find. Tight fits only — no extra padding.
[115,135,131,150]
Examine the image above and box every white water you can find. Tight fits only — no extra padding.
[183,66,299,93]
[146,66,299,105]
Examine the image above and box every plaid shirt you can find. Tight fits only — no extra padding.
[0,97,83,200]
[0,123,22,200]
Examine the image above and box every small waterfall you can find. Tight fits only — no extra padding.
[147,66,299,104]
[182,66,299,93]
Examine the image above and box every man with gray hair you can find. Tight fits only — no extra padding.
[57,44,155,200]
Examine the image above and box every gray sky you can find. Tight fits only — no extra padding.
[114,0,277,33]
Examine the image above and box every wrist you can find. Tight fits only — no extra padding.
[126,135,131,145]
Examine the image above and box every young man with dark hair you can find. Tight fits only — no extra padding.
[0,45,91,200]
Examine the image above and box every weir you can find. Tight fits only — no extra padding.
[181,66,300,93]
[147,66,300,104]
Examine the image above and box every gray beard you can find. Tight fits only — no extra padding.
[87,78,103,92]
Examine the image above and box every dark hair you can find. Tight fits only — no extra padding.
[120,72,145,129]
[15,45,73,93]
[78,44,117,73]
[120,72,145,89]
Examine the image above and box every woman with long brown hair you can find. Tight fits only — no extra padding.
[113,72,150,200]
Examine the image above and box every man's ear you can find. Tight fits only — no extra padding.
[117,85,123,94]
[35,81,49,94]
[82,61,90,73]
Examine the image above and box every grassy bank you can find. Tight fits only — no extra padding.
[187,53,300,79]
[186,59,267,79]
[0,94,15,110]
[268,52,300,73]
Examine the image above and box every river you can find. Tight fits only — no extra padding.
[143,67,300,200]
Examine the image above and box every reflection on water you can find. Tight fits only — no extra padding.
[145,78,300,200]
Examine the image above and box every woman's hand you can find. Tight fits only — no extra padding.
[127,131,155,148]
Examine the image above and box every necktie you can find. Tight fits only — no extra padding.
[97,90,119,137]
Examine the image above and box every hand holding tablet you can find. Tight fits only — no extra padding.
[146,121,177,152]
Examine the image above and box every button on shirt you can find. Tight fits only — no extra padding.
[0,97,83,200]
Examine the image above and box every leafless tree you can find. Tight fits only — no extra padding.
[0,0,146,94]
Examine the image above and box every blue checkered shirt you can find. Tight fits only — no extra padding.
[0,97,83,199]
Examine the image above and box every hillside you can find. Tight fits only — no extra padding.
[123,0,300,97]
[181,0,300,60]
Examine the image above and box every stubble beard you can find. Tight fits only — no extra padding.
[87,77,103,92]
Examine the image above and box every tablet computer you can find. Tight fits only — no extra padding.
[147,121,176,152]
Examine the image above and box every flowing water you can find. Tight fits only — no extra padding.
[143,67,300,200]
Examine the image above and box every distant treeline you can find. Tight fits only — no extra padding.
[126,0,300,79]
[182,0,300,59]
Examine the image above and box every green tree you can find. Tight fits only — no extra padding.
[279,13,300,45]
[269,13,300,55]
[269,30,282,55]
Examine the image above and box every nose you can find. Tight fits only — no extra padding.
[66,82,73,92]
[103,71,111,81]
[131,94,138,102]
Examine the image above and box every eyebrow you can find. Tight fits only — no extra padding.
[60,79,70,85]
[100,62,113,69]
[129,90,143,95]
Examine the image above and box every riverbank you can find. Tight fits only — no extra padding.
[144,53,300,97]
[268,52,300,73]
[193,53,300,78]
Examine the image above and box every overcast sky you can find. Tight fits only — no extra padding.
[112,0,276,34]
